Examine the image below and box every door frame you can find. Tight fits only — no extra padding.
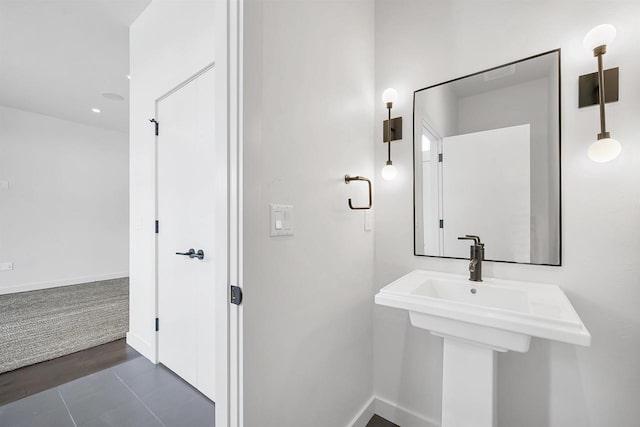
[420,120,444,256]
[216,1,243,427]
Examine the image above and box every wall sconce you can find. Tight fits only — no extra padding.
[579,24,621,162]
[381,88,402,180]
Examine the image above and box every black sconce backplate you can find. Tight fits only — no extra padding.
[383,117,403,142]
[579,67,619,108]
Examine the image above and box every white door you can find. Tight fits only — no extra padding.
[157,68,216,400]
[442,124,531,263]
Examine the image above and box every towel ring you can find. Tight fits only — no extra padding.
[345,175,372,210]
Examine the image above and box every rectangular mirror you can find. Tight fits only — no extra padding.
[413,49,561,265]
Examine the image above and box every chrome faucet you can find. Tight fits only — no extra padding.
[458,235,484,282]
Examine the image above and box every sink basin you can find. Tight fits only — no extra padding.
[375,270,590,427]
[375,270,590,352]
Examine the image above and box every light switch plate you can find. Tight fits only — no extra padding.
[270,204,294,236]
[0,262,14,271]
[364,210,373,231]
[0,180,8,190]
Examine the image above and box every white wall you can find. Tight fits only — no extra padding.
[242,1,375,426]
[128,0,215,361]
[374,1,640,426]
[0,105,129,294]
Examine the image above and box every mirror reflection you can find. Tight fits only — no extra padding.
[414,50,561,265]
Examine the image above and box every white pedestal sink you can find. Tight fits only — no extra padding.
[375,270,590,427]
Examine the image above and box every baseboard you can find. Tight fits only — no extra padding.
[348,396,439,427]
[375,397,439,427]
[126,332,156,363]
[0,272,129,295]
[347,396,376,427]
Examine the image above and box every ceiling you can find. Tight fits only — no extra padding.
[0,0,150,133]
[449,52,559,99]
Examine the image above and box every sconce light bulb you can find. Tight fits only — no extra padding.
[588,136,621,162]
[583,24,616,52]
[382,88,399,105]
[381,163,398,180]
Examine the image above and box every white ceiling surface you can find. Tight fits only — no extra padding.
[0,0,150,133]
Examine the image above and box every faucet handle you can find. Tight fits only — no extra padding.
[458,235,483,246]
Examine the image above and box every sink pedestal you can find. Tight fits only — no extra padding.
[375,270,591,427]
[441,336,497,427]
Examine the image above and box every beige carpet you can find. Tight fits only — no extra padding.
[0,278,129,373]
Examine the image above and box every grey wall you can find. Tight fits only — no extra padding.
[374,1,640,426]
[243,1,375,426]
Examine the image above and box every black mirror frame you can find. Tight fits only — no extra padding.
[412,49,562,266]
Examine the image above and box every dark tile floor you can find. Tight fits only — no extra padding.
[366,414,399,427]
[0,356,214,427]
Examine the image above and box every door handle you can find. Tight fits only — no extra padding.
[175,249,205,260]
[176,248,196,257]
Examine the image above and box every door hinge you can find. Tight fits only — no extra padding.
[439,219,444,228]
[155,318,159,331]
[230,285,243,305]
[149,118,159,136]
[438,153,443,162]
[155,220,159,234]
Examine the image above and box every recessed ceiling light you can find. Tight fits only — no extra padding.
[91,108,101,113]
[102,92,124,101]
[127,75,131,80]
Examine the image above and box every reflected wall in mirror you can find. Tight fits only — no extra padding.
[413,50,561,265]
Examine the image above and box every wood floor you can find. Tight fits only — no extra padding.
[0,338,139,406]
